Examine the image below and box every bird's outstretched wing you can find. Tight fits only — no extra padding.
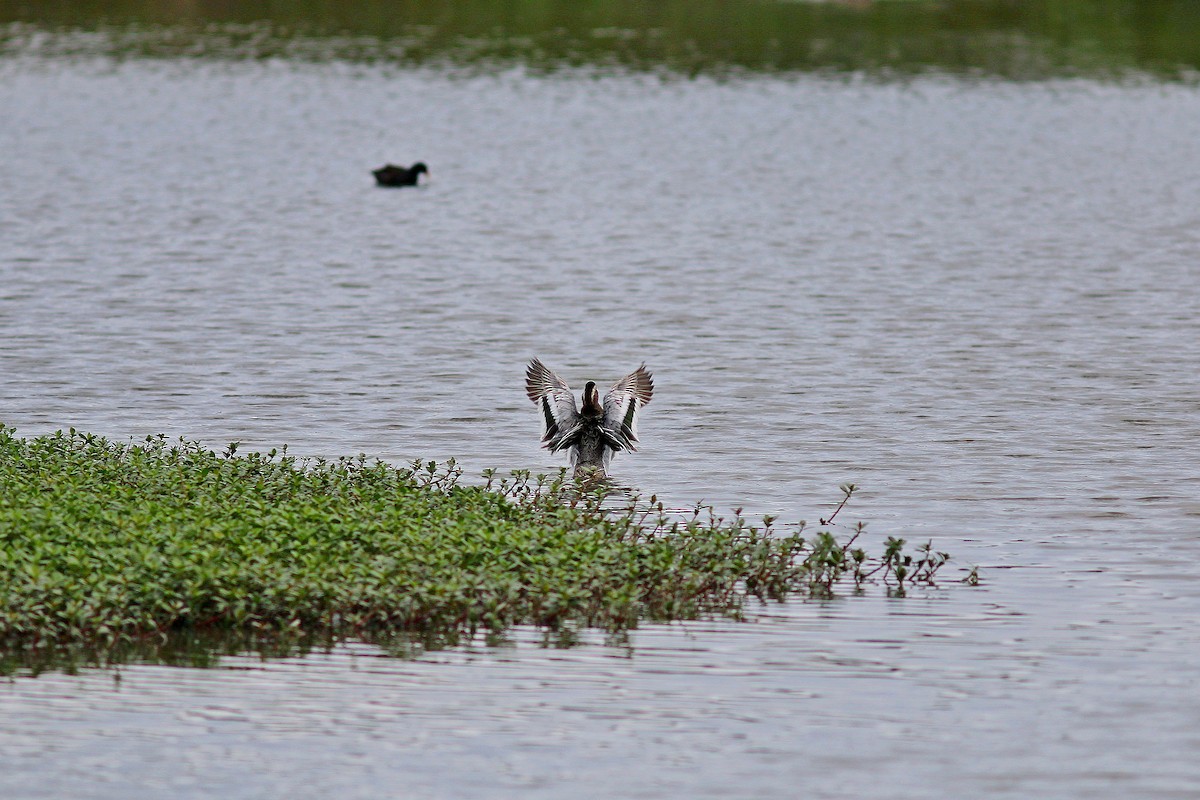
[525,358,581,452]
[602,364,653,452]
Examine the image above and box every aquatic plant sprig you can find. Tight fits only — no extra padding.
[820,483,857,526]
[412,457,463,491]
[0,427,958,671]
[858,537,953,596]
[490,471,951,601]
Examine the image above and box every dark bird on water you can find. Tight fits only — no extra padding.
[525,358,654,478]
[372,162,429,187]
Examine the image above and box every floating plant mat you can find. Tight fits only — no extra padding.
[0,427,963,672]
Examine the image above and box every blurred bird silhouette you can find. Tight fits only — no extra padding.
[372,162,428,187]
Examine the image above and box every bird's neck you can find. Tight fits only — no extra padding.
[581,382,602,416]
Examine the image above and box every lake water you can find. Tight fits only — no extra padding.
[2,46,1199,798]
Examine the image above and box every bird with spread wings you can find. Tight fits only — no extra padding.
[525,358,654,477]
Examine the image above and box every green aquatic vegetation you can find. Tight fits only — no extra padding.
[0,427,953,669]
[4,0,1200,80]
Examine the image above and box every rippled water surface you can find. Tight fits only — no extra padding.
[2,52,1200,798]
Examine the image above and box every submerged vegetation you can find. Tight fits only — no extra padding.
[0,427,954,673]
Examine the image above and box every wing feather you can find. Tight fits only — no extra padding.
[602,364,653,452]
[526,358,580,452]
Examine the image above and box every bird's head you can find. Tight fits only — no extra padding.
[581,381,602,416]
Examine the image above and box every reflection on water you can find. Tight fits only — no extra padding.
[1,30,1200,799]
[3,588,1196,798]
[0,630,320,678]
[3,0,1200,78]
[0,627,492,678]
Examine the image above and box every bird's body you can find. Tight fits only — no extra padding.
[525,358,653,477]
[372,162,428,187]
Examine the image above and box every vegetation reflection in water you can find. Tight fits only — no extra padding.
[2,0,1200,79]
[0,427,958,675]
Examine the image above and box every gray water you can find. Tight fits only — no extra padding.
[2,55,1199,798]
